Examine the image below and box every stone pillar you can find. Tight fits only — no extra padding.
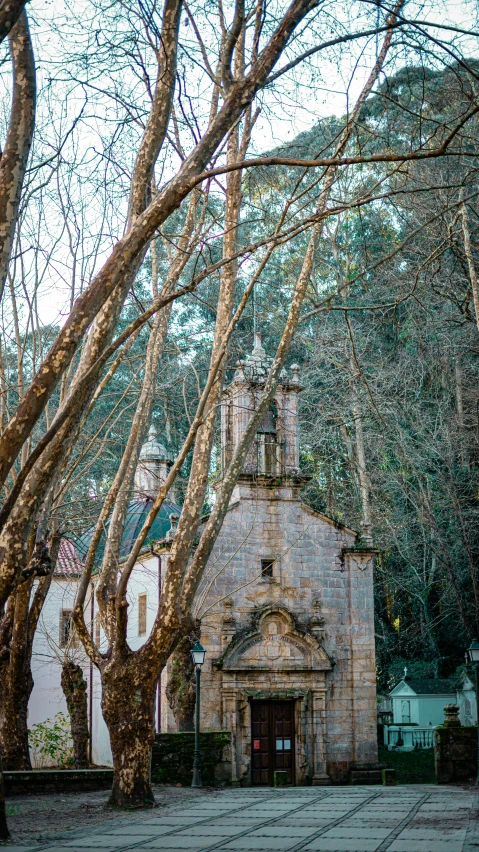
[222,688,239,786]
[311,688,331,785]
[344,548,379,765]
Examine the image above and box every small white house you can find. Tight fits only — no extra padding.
[390,678,457,728]
[384,675,477,751]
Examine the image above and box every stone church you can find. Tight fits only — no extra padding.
[29,334,379,783]
[158,334,379,786]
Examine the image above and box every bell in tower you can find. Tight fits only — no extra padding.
[258,398,279,475]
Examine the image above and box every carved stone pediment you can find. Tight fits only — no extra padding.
[215,606,332,673]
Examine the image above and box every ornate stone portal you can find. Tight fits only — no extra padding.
[159,335,379,785]
[214,607,332,785]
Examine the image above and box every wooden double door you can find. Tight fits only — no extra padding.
[251,700,295,786]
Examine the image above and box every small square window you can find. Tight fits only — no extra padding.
[261,559,275,578]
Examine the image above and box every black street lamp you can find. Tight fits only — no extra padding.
[466,640,479,785]
[191,640,206,788]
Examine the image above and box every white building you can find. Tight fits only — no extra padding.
[30,427,180,766]
[383,675,477,752]
[389,678,457,728]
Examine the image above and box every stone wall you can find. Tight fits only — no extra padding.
[4,769,113,795]
[434,725,478,784]
[151,732,232,786]
[193,481,378,785]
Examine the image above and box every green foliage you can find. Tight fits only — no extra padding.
[28,713,74,769]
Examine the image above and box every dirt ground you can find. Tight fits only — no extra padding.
[5,784,219,846]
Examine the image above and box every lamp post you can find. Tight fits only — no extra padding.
[191,640,206,788]
[466,640,479,785]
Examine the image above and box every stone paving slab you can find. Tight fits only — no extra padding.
[7,786,478,852]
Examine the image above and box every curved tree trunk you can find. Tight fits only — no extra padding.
[61,660,89,769]
[101,665,156,809]
[0,10,35,303]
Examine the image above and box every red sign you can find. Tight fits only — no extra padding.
[253,739,261,750]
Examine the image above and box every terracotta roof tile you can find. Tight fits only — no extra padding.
[55,539,83,576]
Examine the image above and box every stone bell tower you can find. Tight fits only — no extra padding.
[134,424,174,500]
[221,333,302,481]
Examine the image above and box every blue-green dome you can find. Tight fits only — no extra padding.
[72,497,181,566]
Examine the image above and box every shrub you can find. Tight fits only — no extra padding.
[28,712,74,768]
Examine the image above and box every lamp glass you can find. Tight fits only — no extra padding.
[191,641,206,666]
[467,640,479,663]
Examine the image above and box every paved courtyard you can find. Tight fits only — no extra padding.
[9,786,479,852]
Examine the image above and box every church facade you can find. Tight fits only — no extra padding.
[157,335,379,785]
[29,335,379,783]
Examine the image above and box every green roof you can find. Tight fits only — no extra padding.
[393,678,457,695]
[72,497,181,566]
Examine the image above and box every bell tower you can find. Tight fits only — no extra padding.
[134,425,175,500]
[220,334,303,481]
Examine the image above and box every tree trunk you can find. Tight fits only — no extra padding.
[0,10,36,304]
[2,664,32,770]
[61,660,89,769]
[0,538,56,770]
[166,620,200,731]
[101,666,156,808]
[1,578,33,769]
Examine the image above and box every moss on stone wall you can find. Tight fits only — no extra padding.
[151,732,231,786]
[434,725,477,784]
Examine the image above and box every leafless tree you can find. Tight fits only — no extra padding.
[0,0,477,824]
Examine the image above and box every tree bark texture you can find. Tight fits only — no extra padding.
[0,537,57,770]
[61,660,89,769]
[165,619,200,731]
[101,662,156,808]
[0,0,27,43]
[1,665,31,769]
[0,581,33,769]
[0,9,35,303]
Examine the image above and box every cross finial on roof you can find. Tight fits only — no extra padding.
[404,666,408,679]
